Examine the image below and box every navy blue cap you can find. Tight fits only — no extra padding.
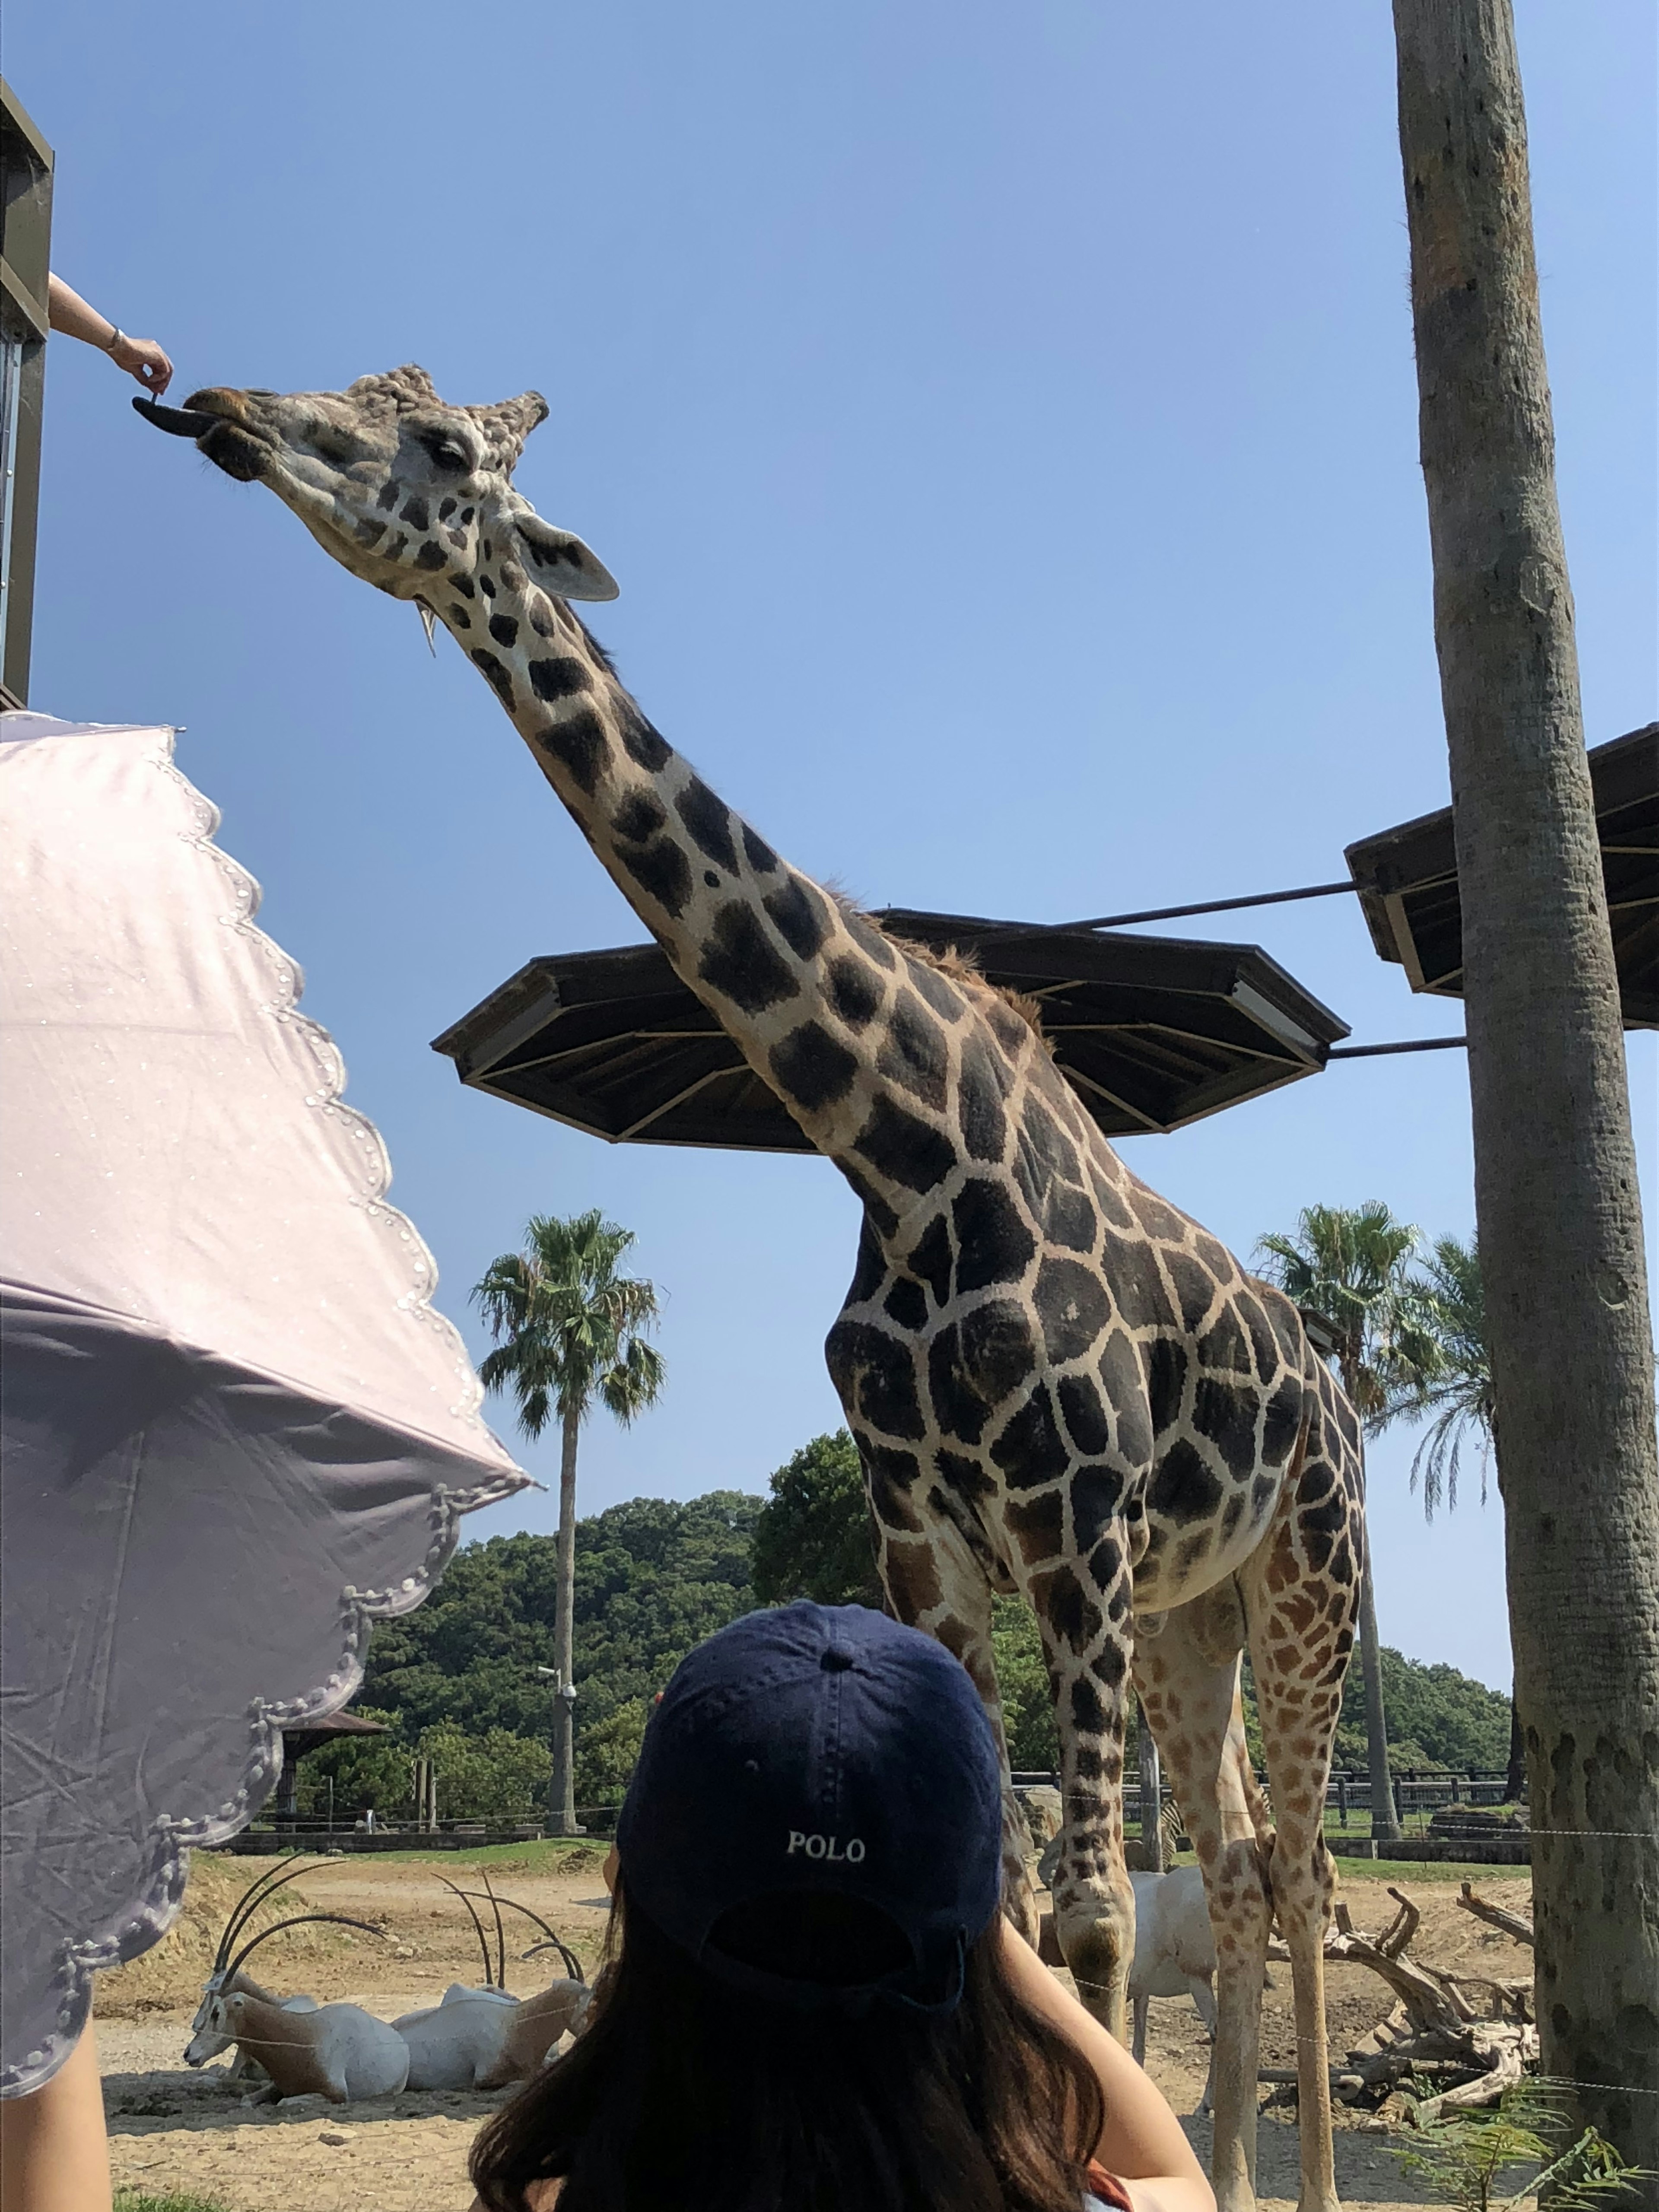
[616,1602,1003,2013]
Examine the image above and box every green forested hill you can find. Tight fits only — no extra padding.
[345,1491,760,1811]
[311,1441,1511,1819]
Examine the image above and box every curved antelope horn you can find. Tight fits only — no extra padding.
[521,1936,587,1985]
[457,1891,584,1982]
[214,1857,319,1974]
[479,1870,508,1990]
[225,1911,386,1985]
[437,1877,496,1988]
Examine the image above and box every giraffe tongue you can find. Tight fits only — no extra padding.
[132,397,222,440]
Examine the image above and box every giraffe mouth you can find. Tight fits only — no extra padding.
[133,395,273,483]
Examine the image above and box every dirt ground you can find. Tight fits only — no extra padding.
[94,1848,1535,2212]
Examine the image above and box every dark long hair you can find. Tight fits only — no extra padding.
[470,1883,1105,2212]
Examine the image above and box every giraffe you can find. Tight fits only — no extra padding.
[140,368,1363,2212]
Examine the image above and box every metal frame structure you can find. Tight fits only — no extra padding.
[1345,723,1657,1030]
[0,79,53,711]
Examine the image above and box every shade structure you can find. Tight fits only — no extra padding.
[0,715,526,2096]
[1344,723,1658,1029]
[431,908,1350,1151]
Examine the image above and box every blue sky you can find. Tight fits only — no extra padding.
[17,0,1653,1694]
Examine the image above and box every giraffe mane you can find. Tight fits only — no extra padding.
[825,893,1051,1044]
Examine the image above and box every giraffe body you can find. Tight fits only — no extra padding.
[146,368,1362,2212]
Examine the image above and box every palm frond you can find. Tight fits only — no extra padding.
[472,1211,664,1447]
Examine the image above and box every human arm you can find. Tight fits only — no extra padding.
[0,2025,113,2212]
[997,1920,1214,2212]
[47,275,173,393]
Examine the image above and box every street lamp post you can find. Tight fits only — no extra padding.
[535,1665,583,1836]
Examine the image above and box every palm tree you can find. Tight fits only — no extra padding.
[1385,1233,1496,1522]
[1377,1234,1524,1800]
[1255,1201,1444,1845]
[473,1211,665,1834]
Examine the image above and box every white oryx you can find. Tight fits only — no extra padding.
[185,1857,326,2082]
[185,1858,407,2101]
[1038,1847,1219,2112]
[391,1875,588,2092]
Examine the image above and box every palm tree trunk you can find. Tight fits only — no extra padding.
[1136,1695,1165,1874]
[1505,1694,1526,1806]
[1393,0,1659,2170]
[549,1402,582,1836]
[1355,1550,1402,1847]
[1345,1372,1402,1847]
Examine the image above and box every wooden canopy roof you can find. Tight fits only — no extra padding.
[279,1710,388,1762]
[430,910,1350,1153]
[1344,724,1658,1030]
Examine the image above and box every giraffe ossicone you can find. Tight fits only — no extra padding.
[143,368,1362,2212]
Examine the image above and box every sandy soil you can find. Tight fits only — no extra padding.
[95,1850,1535,2212]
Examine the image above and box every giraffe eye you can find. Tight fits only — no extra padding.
[426,437,471,474]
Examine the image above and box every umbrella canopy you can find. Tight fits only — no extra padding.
[1344,722,1657,1029]
[431,909,1350,1150]
[0,715,525,2095]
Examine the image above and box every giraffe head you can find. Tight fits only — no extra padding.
[136,364,619,613]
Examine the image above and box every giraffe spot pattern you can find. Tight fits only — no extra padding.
[770,1021,858,1113]
[530,656,591,701]
[764,877,831,963]
[617,836,693,919]
[907,1215,954,1306]
[877,992,950,1110]
[675,776,739,874]
[698,903,800,1014]
[1057,1373,1112,1458]
[952,1179,1036,1295]
[854,1096,956,1195]
[883,1278,929,1331]
[824,1319,927,1441]
[537,707,609,796]
[1033,1255,1112,1364]
[400,495,431,531]
[618,702,671,771]
[470,650,514,708]
[828,955,884,1031]
[990,1385,1071,1491]
[741,824,779,874]
[489,613,518,648]
[957,1036,1010,1162]
[927,1299,1035,1444]
[1192,1375,1261,1479]
[613,791,666,843]
[1147,1439,1224,1524]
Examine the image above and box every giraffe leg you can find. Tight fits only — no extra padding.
[1135,1585,1272,2212]
[1038,1589,1136,2041]
[873,1505,1039,1942]
[1240,1398,1358,2212]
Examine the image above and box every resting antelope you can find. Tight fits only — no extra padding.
[392,1875,588,2091]
[185,1860,405,2101]
[185,1858,326,2082]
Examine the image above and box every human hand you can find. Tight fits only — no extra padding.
[110,334,173,395]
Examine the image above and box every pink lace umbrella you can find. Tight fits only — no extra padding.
[0,714,526,2094]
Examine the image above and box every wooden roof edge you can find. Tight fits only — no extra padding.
[280,1710,388,1741]
[1344,721,1658,889]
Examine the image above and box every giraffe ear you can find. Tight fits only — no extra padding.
[513,511,620,602]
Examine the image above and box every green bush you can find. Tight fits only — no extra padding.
[575,1697,649,1808]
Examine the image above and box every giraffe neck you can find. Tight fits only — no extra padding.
[434,550,967,1200]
